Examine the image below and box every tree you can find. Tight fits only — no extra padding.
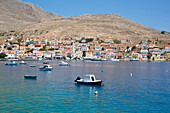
[0,53,7,58]
[25,42,30,46]
[17,38,22,42]
[82,51,86,57]
[147,54,151,60]
[7,47,12,50]
[29,49,34,53]
[101,47,105,51]
[40,46,46,51]
[126,46,130,53]
[161,31,165,34]
[48,48,54,50]
[113,39,121,44]
[86,38,93,43]
[147,39,152,43]
[131,46,136,51]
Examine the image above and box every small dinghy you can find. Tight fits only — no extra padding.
[19,61,27,65]
[59,61,70,66]
[24,75,37,79]
[39,65,53,71]
[74,74,103,85]
[43,61,49,64]
[5,63,8,65]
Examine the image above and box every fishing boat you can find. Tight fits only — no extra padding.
[19,61,27,65]
[74,74,103,85]
[24,75,37,79]
[59,61,70,66]
[5,60,18,66]
[39,65,53,71]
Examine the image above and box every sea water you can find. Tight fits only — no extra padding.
[0,61,169,112]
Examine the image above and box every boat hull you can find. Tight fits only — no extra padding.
[19,63,27,65]
[76,81,103,85]
[8,63,18,65]
[59,64,70,66]
[130,59,140,61]
[43,62,49,64]
[39,68,52,71]
[109,59,119,61]
[91,59,102,61]
[24,75,37,79]
[30,65,36,67]
[5,63,8,65]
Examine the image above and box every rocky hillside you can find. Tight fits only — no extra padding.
[0,0,62,32]
[0,0,169,43]
[21,14,170,43]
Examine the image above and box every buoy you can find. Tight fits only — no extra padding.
[95,91,98,95]
[130,73,133,76]
[101,70,104,72]
[166,70,168,72]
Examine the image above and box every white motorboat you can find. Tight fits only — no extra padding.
[74,74,103,85]
[39,65,53,71]
[59,61,70,66]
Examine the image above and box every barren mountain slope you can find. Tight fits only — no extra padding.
[0,0,62,32]
[21,14,170,43]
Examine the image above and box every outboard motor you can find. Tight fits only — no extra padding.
[74,76,81,82]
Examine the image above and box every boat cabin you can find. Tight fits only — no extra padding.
[84,74,96,82]
[42,65,51,68]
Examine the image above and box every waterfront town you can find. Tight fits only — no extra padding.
[0,35,170,61]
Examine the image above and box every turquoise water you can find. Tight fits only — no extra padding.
[0,61,170,112]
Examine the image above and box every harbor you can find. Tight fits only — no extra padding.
[0,60,169,112]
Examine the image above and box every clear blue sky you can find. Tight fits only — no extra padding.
[21,0,170,32]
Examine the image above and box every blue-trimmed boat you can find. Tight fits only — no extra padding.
[74,74,103,85]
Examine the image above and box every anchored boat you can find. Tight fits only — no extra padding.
[24,75,37,79]
[19,61,27,65]
[5,60,18,66]
[39,65,53,71]
[59,61,70,66]
[43,61,49,64]
[74,74,103,85]
[30,65,36,67]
